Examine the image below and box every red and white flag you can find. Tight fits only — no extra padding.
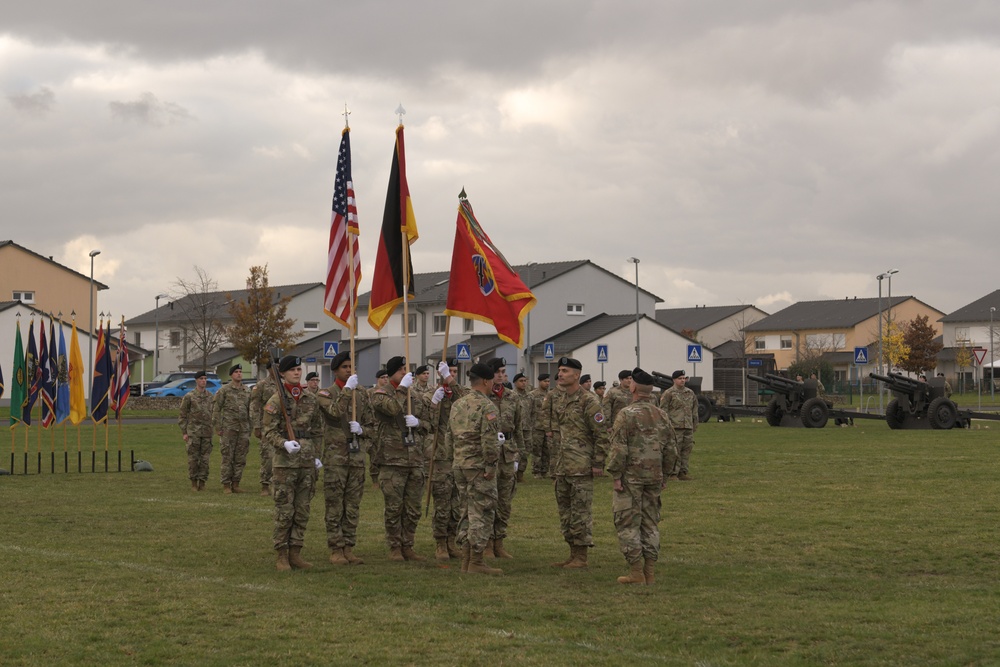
[324,128,362,329]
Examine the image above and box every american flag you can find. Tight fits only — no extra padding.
[324,128,362,329]
[113,321,130,419]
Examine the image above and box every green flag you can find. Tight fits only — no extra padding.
[10,320,25,428]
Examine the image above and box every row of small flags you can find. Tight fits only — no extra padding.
[1,316,129,429]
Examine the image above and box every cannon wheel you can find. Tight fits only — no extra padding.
[800,397,829,428]
[697,396,713,423]
[764,398,783,427]
[928,397,958,430]
[885,399,905,430]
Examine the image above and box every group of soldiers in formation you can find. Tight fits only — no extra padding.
[176,350,700,584]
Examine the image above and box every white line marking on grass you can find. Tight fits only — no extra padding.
[138,497,273,514]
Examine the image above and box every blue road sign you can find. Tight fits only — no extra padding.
[304,357,317,363]
[748,358,763,368]
[854,347,869,365]
[456,343,472,361]
[543,342,555,360]
[323,341,339,358]
[597,344,608,364]
[687,344,703,363]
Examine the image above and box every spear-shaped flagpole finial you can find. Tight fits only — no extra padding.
[343,103,351,129]
[459,187,467,201]
[395,103,406,126]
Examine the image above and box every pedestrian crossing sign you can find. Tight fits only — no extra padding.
[543,342,555,360]
[323,342,339,358]
[854,347,869,365]
[687,344,702,363]
[597,344,608,364]
[456,343,472,361]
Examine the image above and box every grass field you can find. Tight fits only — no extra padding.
[2,418,1000,665]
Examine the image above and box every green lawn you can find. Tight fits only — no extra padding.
[2,419,1000,665]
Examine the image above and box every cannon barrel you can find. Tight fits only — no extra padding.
[765,373,804,387]
[748,373,802,389]
[869,372,921,389]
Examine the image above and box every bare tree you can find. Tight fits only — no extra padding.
[172,266,229,371]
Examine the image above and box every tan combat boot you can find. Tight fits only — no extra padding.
[401,546,426,562]
[197,480,205,491]
[551,545,574,568]
[191,480,199,492]
[563,545,589,570]
[343,546,364,565]
[260,483,270,496]
[223,484,233,495]
[643,558,655,585]
[484,539,495,560]
[467,550,503,575]
[461,542,471,573]
[288,546,312,569]
[388,547,406,562]
[447,536,461,559]
[493,538,514,560]
[617,561,645,584]
[328,548,349,565]
[435,539,450,562]
[276,547,291,572]
[232,482,244,494]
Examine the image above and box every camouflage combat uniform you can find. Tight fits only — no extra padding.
[263,385,323,551]
[602,384,633,430]
[316,380,370,552]
[450,390,500,553]
[251,375,277,488]
[178,386,214,484]
[370,382,433,553]
[529,385,550,477]
[428,383,467,544]
[213,378,251,489]
[487,385,523,543]
[513,384,534,473]
[541,386,609,548]
[660,384,698,477]
[606,395,677,565]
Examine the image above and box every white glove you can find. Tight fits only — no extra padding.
[349,420,363,435]
[431,387,446,405]
[345,374,359,390]
[514,461,519,472]
[399,372,414,388]
[314,458,323,469]
[404,414,419,428]
[283,440,300,454]
[437,361,451,379]
[498,432,506,444]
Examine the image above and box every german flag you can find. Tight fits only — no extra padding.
[368,125,418,331]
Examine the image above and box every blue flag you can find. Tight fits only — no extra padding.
[90,320,112,424]
[56,321,70,424]
[23,319,40,425]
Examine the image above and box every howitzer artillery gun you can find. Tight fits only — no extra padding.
[747,373,832,428]
[868,372,961,429]
[650,372,716,423]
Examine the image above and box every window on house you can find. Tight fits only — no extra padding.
[303,321,319,332]
[780,336,792,350]
[134,331,141,347]
[12,291,35,304]
[169,331,181,348]
[956,327,970,342]
[463,318,474,334]
[754,339,766,351]
[567,303,584,316]
[407,314,417,335]
[433,314,448,334]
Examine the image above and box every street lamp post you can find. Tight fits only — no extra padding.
[885,268,898,332]
[628,257,640,366]
[154,293,169,376]
[991,307,996,402]
[88,249,101,410]
[522,263,536,384]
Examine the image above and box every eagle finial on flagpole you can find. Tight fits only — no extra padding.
[343,103,351,129]
[395,103,406,126]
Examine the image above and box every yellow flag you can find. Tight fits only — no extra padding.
[69,320,86,425]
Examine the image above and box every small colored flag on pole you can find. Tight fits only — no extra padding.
[90,321,111,424]
[10,320,25,428]
[368,125,418,331]
[56,321,70,424]
[23,319,40,425]
[114,321,130,419]
[324,128,363,329]
[443,192,537,347]
[39,320,55,428]
[69,318,86,426]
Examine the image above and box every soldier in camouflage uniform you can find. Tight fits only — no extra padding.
[607,367,677,585]
[483,357,523,560]
[512,372,533,483]
[541,357,609,569]
[529,374,551,478]
[368,368,390,487]
[412,365,433,397]
[213,364,252,494]
[316,351,370,566]
[427,358,466,562]
[251,365,277,495]
[450,362,503,575]
[660,370,699,480]
[263,355,324,571]
[178,370,214,492]
[370,356,433,562]
[602,370,634,428]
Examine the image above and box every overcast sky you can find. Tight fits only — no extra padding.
[4,1,999,327]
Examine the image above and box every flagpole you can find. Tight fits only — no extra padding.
[345,118,358,427]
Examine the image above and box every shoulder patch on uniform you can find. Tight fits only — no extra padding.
[594,412,605,423]
[264,404,276,414]
[486,412,497,421]
[318,390,331,397]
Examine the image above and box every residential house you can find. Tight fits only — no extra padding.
[937,289,1000,389]
[655,304,769,349]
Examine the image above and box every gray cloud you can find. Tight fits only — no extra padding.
[8,86,55,116]
[108,92,193,125]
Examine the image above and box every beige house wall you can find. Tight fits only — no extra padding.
[0,246,103,324]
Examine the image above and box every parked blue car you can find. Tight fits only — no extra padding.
[144,378,222,398]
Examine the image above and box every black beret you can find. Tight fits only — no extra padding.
[557,357,582,371]
[386,356,407,376]
[329,351,351,371]
[415,365,429,374]
[618,369,632,381]
[580,374,591,384]
[446,357,460,367]
[278,356,301,373]
[468,363,494,380]
[537,373,550,381]
[375,369,389,379]
[593,381,606,389]
[194,370,207,379]
[305,372,318,381]
[632,367,655,386]
[228,364,242,376]
[485,357,506,372]
[671,370,687,380]
[512,372,526,382]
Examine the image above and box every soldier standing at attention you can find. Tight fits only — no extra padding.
[512,372,533,482]
[529,374,551,478]
[412,365,433,396]
[213,364,252,494]
[305,372,320,394]
[251,363,277,496]
[369,368,390,487]
[593,381,606,399]
[370,356,432,562]
[660,370,698,481]
[263,355,324,571]
[450,362,503,575]
[542,357,609,569]
[484,357,523,560]
[580,374,593,392]
[603,370,634,427]
[178,370,214,492]
[606,367,677,585]
[427,358,466,562]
